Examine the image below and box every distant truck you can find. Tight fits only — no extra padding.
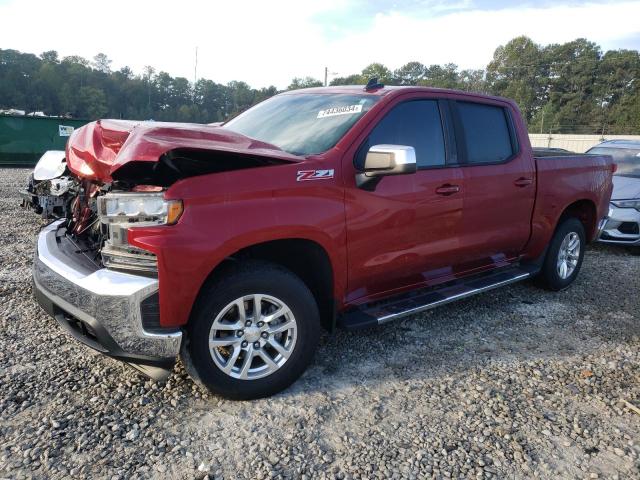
[31,84,614,399]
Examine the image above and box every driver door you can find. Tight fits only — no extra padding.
[344,97,465,303]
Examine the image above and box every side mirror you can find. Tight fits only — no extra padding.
[356,144,417,190]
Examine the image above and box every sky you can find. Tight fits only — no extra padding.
[1,0,639,89]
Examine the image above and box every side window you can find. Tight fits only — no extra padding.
[364,100,446,168]
[456,101,514,164]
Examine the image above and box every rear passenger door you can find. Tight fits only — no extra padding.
[451,100,535,268]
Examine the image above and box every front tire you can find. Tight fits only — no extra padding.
[183,261,320,400]
[537,217,586,291]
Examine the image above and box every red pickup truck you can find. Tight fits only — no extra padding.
[32,84,614,399]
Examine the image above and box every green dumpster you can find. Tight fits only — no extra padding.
[0,115,90,166]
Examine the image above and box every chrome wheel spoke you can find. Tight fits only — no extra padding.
[261,305,290,324]
[211,319,243,331]
[268,318,295,334]
[268,338,292,360]
[222,345,242,373]
[238,345,255,379]
[568,235,579,250]
[257,350,279,372]
[234,299,247,323]
[209,336,242,347]
[253,294,262,319]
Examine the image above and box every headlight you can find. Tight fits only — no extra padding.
[98,193,183,225]
[612,199,640,211]
[97,193,183,275]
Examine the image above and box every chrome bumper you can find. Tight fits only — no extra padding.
[32,221,182,379]
[598,205,640,246]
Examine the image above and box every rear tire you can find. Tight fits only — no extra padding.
[182,261,320,400]
[537,217,586,291]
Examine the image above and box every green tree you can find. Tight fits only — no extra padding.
[394,61,427,85]
[487,36,546,122]
[77,86,107,118]
[361,63,392,84]
[287,77,323,90]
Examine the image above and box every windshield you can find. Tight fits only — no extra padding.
[223,93,379,155]
[587,146,640,177]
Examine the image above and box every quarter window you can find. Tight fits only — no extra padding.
[363,100,446,168]
[456,102,514,164]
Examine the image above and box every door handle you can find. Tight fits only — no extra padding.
[514,177,533,187]
[435,184,460,195]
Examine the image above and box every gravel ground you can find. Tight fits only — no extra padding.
[0,167,639,480]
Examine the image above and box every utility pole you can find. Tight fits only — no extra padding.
[324,67,328,87]
[194,47,198,85]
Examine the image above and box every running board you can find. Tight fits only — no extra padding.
[338,265,537,330]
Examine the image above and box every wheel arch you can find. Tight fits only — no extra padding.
[194,238,337,332]
[558,198,597,241]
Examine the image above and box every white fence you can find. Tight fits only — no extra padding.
[529,134,640,153]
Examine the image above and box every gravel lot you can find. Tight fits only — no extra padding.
[0,167,639,480]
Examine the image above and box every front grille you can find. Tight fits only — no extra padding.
[619,222,640,235]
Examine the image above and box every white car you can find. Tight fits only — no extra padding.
[588,140,640,251]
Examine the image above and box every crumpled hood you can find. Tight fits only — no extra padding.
[612,175,640,200]
[66,119,301,182]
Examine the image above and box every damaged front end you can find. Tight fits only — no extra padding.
[20,151,79,219]
[31,119,297,380]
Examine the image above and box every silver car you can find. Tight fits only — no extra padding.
[587,140,640,250]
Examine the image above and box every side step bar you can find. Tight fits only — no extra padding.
[338,265,538,330]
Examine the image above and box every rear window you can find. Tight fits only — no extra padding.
[457,102,514,164]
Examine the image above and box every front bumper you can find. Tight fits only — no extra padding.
[32,220,182,380]
[598,204,640,246]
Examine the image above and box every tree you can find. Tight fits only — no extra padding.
[287,77,323,90]
[542,38,602,133]
[487,36,546,122]
[93,53,112,74]
[40,50,59,64]
[361,63,392,84]
[77,86,107,118]
[394,61,427,85]
[330,74,362,86]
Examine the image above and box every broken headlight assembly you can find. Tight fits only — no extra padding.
[97,193,183,275]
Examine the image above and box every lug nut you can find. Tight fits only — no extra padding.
[257,321,264,327]
[245,320,252,327]
[236,330,244,337]
[241,340,248,348]
[253,342,260,349]
[261,332,268,339]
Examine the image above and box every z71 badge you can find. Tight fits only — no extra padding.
[296,169,335,181]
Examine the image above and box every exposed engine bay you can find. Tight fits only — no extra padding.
[20,151,80,219]
[22,120,298,278]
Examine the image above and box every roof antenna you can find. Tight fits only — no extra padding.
[365,77,384,91]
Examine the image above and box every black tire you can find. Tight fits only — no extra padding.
[182,261,320,400]
[537,217,586,291]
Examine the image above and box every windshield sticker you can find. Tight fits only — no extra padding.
[317,104,363,119]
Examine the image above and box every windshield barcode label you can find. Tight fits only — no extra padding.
[317,104,363,119]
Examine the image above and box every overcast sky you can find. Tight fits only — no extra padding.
[1,0,639,89]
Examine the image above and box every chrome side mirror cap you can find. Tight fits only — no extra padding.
[356,144,417,190]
